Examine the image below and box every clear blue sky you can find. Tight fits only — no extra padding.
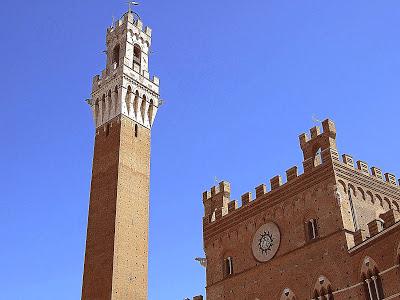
[1,1,400,299]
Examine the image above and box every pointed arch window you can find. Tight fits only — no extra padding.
[280,288,296,300]
[364,276,383,300]
[314,147,322,167]
[362,257,384,300]
[307,218,318,241]
[224,256,233,277]
[133,44,141,67]
[313,288,334,300]
[313,276,334,300]
[112,44,120,68]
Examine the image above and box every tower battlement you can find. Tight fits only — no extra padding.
[87,11,160,131]
[299,119,339,172]
[107,12,152,38]
[107,12,152,37]
[202,165,304,225]
[340,153,399,186]
[92,12,158,88]
[203,181,231,222]
[91,11,159,92]
[104,12,151,58]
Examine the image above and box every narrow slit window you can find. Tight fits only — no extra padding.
[308,219,318,240]
[134,124,138,137]
[112,44,120,68]
[224,257,233,277]
[133,44,141,66]
[314,147,322,167]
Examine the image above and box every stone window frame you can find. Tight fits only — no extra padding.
[307,218,318,241]
[112,43,121,68]
[223,256,234,278]
[133,43,141,67]
[360,256,384,300]
[280,288,296,300]
[312,275,334,300]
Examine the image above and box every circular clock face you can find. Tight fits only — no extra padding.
[252,222,281,262]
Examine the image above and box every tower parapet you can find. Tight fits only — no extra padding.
[299,119,338,173]
[203,181,231,224]
[88,11,160,130]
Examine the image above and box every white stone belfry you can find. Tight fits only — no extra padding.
[88,11,160,129]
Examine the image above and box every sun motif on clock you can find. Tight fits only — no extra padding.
[252,222,281,262]
[258,231,274,255]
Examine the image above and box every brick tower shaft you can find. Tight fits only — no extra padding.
[82,10,160,300]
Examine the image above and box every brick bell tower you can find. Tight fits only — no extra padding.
[81,9,160,300]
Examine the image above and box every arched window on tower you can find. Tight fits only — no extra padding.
[314,147,322,167]
[112,44,120,68]
[313,276,334,300]
[361,257,384,300]
[307,218,318,241]
[280,288,296,300]
[223,256,234,277]
[314,287,334,300]
[133,44,141,67]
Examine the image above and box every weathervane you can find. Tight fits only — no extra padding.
[127,1,139,13]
